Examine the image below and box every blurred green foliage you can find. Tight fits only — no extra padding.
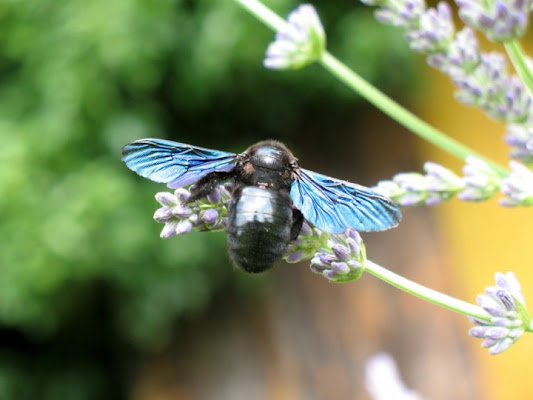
[0,0,416,397]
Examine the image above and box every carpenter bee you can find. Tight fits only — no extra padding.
[122,139,401,273]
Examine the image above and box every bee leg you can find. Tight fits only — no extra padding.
[290,209,304,241]
[188,171,235,203]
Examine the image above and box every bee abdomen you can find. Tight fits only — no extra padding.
[227,186,292,273]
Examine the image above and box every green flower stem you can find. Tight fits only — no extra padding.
[235,0,508,176]
[319,52,508,176]
[234,0,287,31]
[504,41,533,98]
[364,259,491,321]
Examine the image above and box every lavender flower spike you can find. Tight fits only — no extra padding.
[153,184,232,239]
[499,161,533,206]
[375,161,464,206]
[405,2,455,53]
[469,272,530,355]
[309,229,366,282]
[456,0,533,42]
[264,4,326,70]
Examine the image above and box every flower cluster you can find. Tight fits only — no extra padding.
[469,272,531,354]
[456,0,533,42]
[153,184,232,239]
[153,183,368,282]
[375,161,464,206]
[263,4,326,70]
[360,0,533,161]
[308,229,367,282]
[376,157,533,207]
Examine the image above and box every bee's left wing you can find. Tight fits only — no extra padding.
[122,138,238,188]
[290,168,402,234]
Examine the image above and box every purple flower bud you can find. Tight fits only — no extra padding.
[174,188,191,203]
[345,229,361,241]
[469,326,489,338]
[155,192,177,207]
[332,244,350,261]
[347,237,362,256]
[489,337,514,355]
[496,272,525,304]
[477,294,507,317]
[485,326,511,340]
[468,271,529,355]
[153,207,174,223]
[201,209,219,225]
[319,253,336,265]
[424,161,464,192]
[175,219,193,235]
[497,290,516,311]
[207,190,220,204]
[287,250,306,263]
[171,205,193,218]
[331,261,350,274]
[160,221,178,239]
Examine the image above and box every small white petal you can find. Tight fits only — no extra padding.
[365,353,423,400]
[263,4,325,70]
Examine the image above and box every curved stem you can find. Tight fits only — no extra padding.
[234,0,287,31]
[364,259,491,321]
[505,41,533,97]
[319,52,507,176]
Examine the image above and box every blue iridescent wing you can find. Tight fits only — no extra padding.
[290,169,401,234]
[122,139,238,188]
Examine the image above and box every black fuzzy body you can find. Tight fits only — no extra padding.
[227,186,293,273]
[224,141,302,273]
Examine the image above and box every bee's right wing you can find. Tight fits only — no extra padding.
[290,168,401,234]
[122,138,238,188]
